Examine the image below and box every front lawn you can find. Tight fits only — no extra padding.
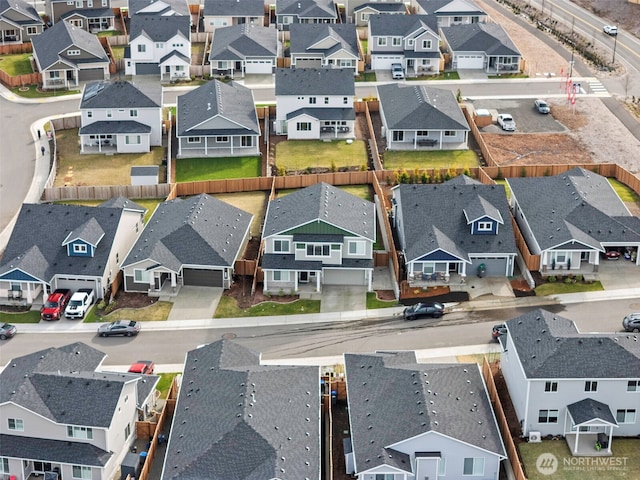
[214,296,320,318]
[10,85,81,98]
[382,149,479,171]
[407,71,461,81]
[366,292,398,309]
[0,53,32,76]
[276,140,367,171]
[84,301,173,323]
[0,310,41,323]
[175,156,261,182]
[534,280,604,296]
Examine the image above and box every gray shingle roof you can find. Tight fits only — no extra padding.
[345,351,505,474]
[289,23,358,58]
[176,80,260,137]
[353,3,407,13]
[32,21,108,70]
[131,165,159,176]
[262,182,375,241]
[286,106,355,121]
[275,67,355,96]
[440,22,520,55]
[0,0,42,23]
[62,217,105,247]
[161,340,321,480]
[0,434,112,467]
[567,398,617,426]
[417,0,486,16]
[203,0,264,16]
[129,14,190,42]
[506,168,640,251]
[121,193,253,271]
[98,196,146,213]
[209,24,277,62]
[378,83,469,131]
[80,81,160,109]
[129,0,190,16]
[60,7,114,19]
[368,13,437,37]
[276,0,336,18]
[505,309,640,379]
[393,179,517,262]
[79,120,152,135]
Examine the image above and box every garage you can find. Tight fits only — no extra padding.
[469,257,508,277]
[245,59,274,74]
[53,277,100,297]
[293,58,322,69]
[78,68,105,81]
[136,63,161,75]
[183,268,223,287]
[371,55,403,70]
[456,54,484,69]
[323,269,367,286]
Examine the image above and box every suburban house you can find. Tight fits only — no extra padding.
[352,3,406,28]
[78,80,163,154]
[46,0,113,27]
[499,308,640,455]
[160,339,321,480]
[121,193,253,292]
[0,198,146,304]
[203,0,265,32]
[125,14,191,79]
[0,342,160,480]
[0,0,44,44]
[175,79,261,157]
[378,83,470,150]
[208,24,278,78]
[507,167,640,273]
[289,23,360,75]
[128,0,190,16]
[415,0,487,26]
[368,14,441,76]
[275,0,337,31]
[274,68,355,139]
[344,351,506,479]
[392,175,518,281]
[440,22,522,72]
[31,21,110,89]
[260,182,375,293]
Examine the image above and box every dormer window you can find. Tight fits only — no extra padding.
[477,222,492,232]
[67,49,81,56]
[73,244,88,254]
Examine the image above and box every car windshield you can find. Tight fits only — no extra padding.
[1,323,13,329]
[44,301,59,308]
[69,300,82,307]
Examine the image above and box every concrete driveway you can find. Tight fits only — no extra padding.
[321,286,367,313]
[596,258,640,290]
[167,286,223,320]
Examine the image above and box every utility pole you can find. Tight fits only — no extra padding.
[612,26,619,64]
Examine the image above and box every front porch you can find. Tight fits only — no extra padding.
[148,277,183,298]
[386,140,468,151]
[565,433,613,457]
[177,144,259,158]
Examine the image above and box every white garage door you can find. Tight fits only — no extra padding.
[323,269,367,286]
[372,55,403,70]
[245,60,273,74]
[456,54,484,69]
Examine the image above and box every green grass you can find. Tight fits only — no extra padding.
[110,45,125,60]
[608,178,640,202]
[83,301,173,323]
[214,296,320,318]
[360,39,368,54]
[0,53,32,76]
[156,373,178,399]
[10,85,81,98]
[534,280,604,296]
[366,292,398,309]
[382,149,479,170]
[355,71,376,82]
[191,43,205,59]
[175,156,261,182]
[213,191,268,237]
[519,439,640,480]
[494,179,511,199]
[55,198,163,224]
[407,71,460,81]
[0,310,42,323]
[97,30,123,37]
[276,140,367,171]
[488,73,528,79]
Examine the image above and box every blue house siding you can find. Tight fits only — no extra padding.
[0,270,41,282]
[416,250,462,262]
[67,240,94,257]
[471,216,498,235]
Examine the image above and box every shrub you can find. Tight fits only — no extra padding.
[564,277,573,284]
[575,275,583,282]
[547,276,557,283]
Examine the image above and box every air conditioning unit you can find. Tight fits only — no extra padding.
[528,431,542,443]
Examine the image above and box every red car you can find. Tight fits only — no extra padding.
[128,360,155,375]
[41,289,72,321]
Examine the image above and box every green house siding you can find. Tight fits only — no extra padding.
[283,222,354,237]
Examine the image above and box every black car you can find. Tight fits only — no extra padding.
[492,323,507,342]
[403,302,445,320]
[98,320,141,337]
[622,313,640,333]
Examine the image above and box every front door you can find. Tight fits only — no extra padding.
[299,272,309,283]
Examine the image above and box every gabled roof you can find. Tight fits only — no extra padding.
[289,23,358,59]
[60,7,114,20]
[0,0,43,24]
[31,21,108,70]
[393,178,516,262]
[275,67,355,96]
[0,434,112,467]
[368,13,437,37]
[345,351,505,474]
[505,309,640,379]
[129,13,190,42]
[78,120,153,135]
[62,217,105,247]
[506,168,640,251]
[378,83,469,131]
[262,182,375,241]
[353,2,406,13]
[176,80,260,136]
[567,398,617,426]
[203,0,264,16]
[161,340,321,480]
[417,0,486,16]
[98,196,146,213]
[80,81,160,109]
[440,22,520,55]
[209,24,278,62]
[121,193,253,271]
[129,0,190,16]
[276,0,336,19]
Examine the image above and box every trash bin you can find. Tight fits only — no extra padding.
[140,451,148,465]
[477,263,486,278]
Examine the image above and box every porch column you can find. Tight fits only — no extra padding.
[367,270,372,291]
[230,137,234,155]
[573,429,579,454]
[204,137,208,156]
[178,138,182,156]
[171,272,177,287]
[81,140,85,153]
[606,425,613,454]
[316,272,321,292]
[264,272,268,292]
[542,251,548,270]
[413,132,417,149]
[27,282,33,303]
[294,272,298,292]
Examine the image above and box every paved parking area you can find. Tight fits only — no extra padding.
[471,98,567,133]
[167,286,223,320]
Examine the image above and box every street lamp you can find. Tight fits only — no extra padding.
[612,26,618,64]
[569,49,574,78]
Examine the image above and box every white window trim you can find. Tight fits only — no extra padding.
[8,418,24,431]
[73,244,88,253]
[348,240,366,255]
[134,269,150,283]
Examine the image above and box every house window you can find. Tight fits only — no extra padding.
[27,26,38,35]
[309,97,317,104]
[463,457,484,476]
[273,270,290,281]
[72,466,92,480]
[555,252,566,263]
[102,0,108,6]
[444,130,456,136]
[477,222,492,231]
[0,458,8,474]
[134,269,150,283]
[125,135,141,145]
[67,1,74,4]
[67,49,81,56]
[544,381,558,392]
[374,475,395,480]
[8,418,24,431]
[376,37,387,47]
[75,0,82,7]
[306,244,330,257]
[176,65,184,72]
[106,109,112,118]
[87,111,93,118]
[138,44,146,53]
[538,409,558,423]
[407,39,414,47]
[392,37,401,46]
[585,381,598,392]
[273,239,290,253]
[155,43,164,49]
[343,97,348,104]
[73,244,88,254]
[50,71,60,79]
[87,0,93,5]
[616,409,636,424]
[215,136,229,143]
[392,131,404,142]
[282,16,292,24]
[172,43,184,48]
[421,262,435,274]
[417,130,429,136]
[130,109,138,117]
[438,458,446,475]
[324,97,329,104]
[422,39,432,49]
[296,122,311,131]
[348,240,365,255]
[453,16,463,22]
[187,137,200,143]
[241,136,252,147]
[68,426,93,439]
[125,423,131,439]
[360,13,369,22]
[627,380,640,392]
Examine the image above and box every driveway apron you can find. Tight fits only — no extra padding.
[320,286,367,313]
[167,286,223,320]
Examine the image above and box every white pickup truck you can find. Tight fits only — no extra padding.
[497,113,516,131]
[65,288,95,319]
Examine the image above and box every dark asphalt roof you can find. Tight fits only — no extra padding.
[209,24,278,61]
[285,107,355,121]
[275,67,355,96]
[0,434,112,467]
[368,14,437,37]
[131,165,159,176]
[440,22,520,56]
[203,0,264,16]
[276,0,336,19]
[417,0,486,16]
[79,120,152,134]
[567,398,617,426]
[353,3,407,13]
[129,14,190,42]
[60,7,114,19]
[80,81,160,109]
[289,23,358,58]
[261,254,323,270]
[0,0,42,23]
[129,0,190,16]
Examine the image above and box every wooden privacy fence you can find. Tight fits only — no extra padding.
[42,184,172,202]
[511,215,541,272]
[463,104,497,167]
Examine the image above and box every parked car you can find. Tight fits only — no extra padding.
[603,25,618,36]
[403,302,445,320]
[497,114,516,131]
[492,323,507,342]
[40,288,72,321]
[534,99,550,114]
[622,313,640,333]
[98,320,141,337]
[128,360,155,374]
[391,63,405,79]
[0,322,17,340]
[65,288,95,319]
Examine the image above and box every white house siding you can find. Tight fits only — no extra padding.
[81,107,162,148]
[204,15,234,32]
[103,382,139,474]
[499,342,530,427]
[115,134,151,153]
[127,32,190,75]
[275,94,354,136]
[123,258,173,292]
